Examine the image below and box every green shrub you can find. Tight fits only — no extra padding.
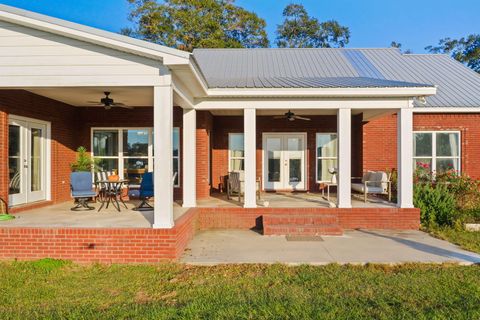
[70,146,98,172]
[413,183,458,228]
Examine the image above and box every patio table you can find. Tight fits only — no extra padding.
[97,179,129,212]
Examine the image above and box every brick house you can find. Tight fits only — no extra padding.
[0,5,479,262]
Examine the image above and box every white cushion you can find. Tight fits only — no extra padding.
[351,183,384,194]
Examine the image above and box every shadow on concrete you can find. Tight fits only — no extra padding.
[358,229,480,263]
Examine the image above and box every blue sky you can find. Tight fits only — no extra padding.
[1,0,479,53]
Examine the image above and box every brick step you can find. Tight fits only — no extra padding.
[263,214,339,226]
[264,224,343,236]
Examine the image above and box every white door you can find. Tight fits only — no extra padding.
[8,117,48,206]
[263,133,306,191]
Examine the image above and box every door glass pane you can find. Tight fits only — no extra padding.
[173,158,179,186]
[289,159,301,183]
[414,133,432,157]
[123,129,148,156]
[267,138,281,182]
[124,158,148,184]
[30,128,42,192]
[93,130,118,156]
[436,133,459,157]
[173,128,180,157]
[8,125,21,195]
[287,137,302,183]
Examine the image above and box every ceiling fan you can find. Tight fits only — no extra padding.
[273,110,311,121]
[87,92,133,110]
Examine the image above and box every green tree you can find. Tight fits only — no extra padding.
[390,41,412,54]
[426,34,480,73]
[275,4,350,48]
[123,0,269,52]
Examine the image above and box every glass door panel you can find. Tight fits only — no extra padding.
[284,136,305,189]
[264,136,282,190]
[8,122,26,205]
[27,122,46,202]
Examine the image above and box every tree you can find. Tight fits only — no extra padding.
[123,0,269,52]
[426,35,480,73]
[275,4,350,48]
[390,41,413,54]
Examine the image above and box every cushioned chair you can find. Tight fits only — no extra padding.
[134,172,154,210]
[351,171,391,203]
[70,172,97,210]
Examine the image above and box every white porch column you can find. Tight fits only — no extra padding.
[337,108,352,208]
[182,108,196,207]
[397,107,414,208]
[153,84,174,228]
[244,108,257,208]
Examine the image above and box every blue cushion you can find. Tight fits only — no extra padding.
[72,190,97,197]
[140,190,154,198]
[71,172,95,198]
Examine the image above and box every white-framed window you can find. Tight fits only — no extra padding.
[413,131,461,174]
[92,127,181,187]
[316,133,338,182]
[228,133,244,172]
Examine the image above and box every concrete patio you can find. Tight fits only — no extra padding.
[182,229,480,265]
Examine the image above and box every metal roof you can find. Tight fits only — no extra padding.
[193,48,480,108]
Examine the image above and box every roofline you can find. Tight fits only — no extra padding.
[414,107,480,113]
[205,86,437,98]
[0,4,191,64]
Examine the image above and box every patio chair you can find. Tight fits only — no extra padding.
[70,172,97,210]
[133,172,154,210]
[227,171,261,202]
[351,171,391,203]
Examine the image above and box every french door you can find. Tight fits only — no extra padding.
[8,116,48,206]
[263,133,306,191]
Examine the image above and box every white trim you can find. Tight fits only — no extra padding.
[315,132,338,183]
[182,109,196,207]
[206,87,437,98]
[398,107,414,208]
[262,132,308,191]
[413,130,461,174]
[8,114,51,205]
[337,108,352,208]
[414,107,480,113]
[243,108,257,208]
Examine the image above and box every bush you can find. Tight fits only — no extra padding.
[413,183,458,228]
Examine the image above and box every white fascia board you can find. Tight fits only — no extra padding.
[194,97,412,110]
[413,107,480,113]
[205,86,437,98]
[0,8,190,65]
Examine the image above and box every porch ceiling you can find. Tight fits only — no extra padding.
[26,87,153,107]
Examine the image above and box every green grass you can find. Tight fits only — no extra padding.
[428,227,480,254]
[0,260,479,319]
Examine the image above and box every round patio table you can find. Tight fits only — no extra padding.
[97,179,129,212]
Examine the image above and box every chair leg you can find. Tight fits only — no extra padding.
[71,198,94,211]
[364,192,367,203]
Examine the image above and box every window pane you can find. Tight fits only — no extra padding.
[413,158,432,172]
[317,134,337,157]
[317,159,337,182]
[230,159,244,171]
[123,129,148,157]
[30,128,42,192]
[414,133,432,157]
[436,132,459,157]
[8,125,20,157]
[93,130,118,156]
[96,158,118,173]
[124,158,148,184]
[173,158,179,186]
[173,128,180,157]
[436,158,459,173]
[229,134,244,158]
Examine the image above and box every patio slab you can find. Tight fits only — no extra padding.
[181,229,480,265]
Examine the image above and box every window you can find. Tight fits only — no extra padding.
[228,133,244,172]
[316,133,338,182]
[172,127,180,186]
[92,127,181,187]
[413,131,460,173]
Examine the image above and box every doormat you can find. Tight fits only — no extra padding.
[286,235,324,241]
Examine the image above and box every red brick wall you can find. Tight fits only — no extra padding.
[363,113,480,179]
[211,115,364,193]
[0,208,198,263]
[196,111,213,199]
[0,90,78,206]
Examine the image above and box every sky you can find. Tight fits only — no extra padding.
[1,0,479,53]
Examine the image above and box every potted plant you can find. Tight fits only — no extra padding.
[70,146,97,172]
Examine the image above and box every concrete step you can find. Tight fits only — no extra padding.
[263,214,339,226]
[264,224,343,236]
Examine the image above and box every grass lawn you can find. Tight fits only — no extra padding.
[428,227,480,254]
[0,260,479,319]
